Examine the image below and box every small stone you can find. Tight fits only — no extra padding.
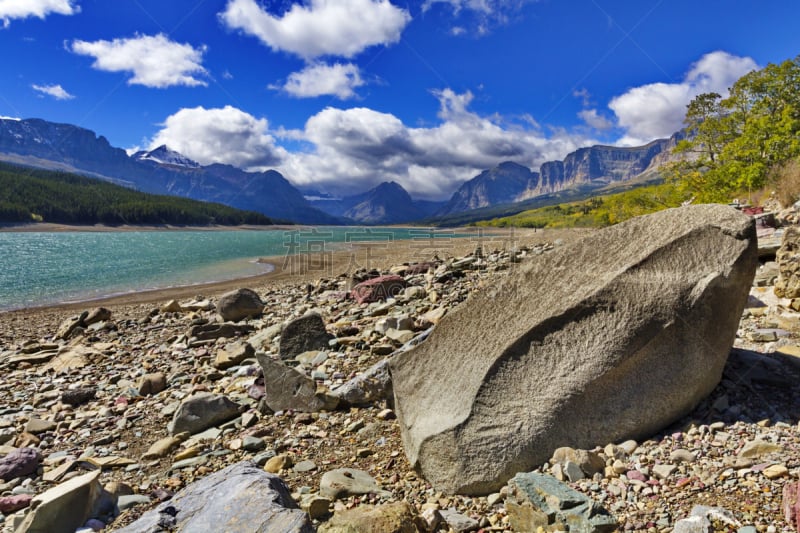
[138,373,167,396]
[763,464,789,479]
[563,460,585,482]
[0,494,32,513]
[142,436,182,460]
[61,388,96,407]
[652,464,677,480]
[301,495,331,520]
[440,508,479,532]
[264,454,291,474]
[214,341,255,370]
[739,439,783,459]
[0,447,42,481]
[242,436,266,452]
[24,417,56,434]
[117,494,151,511]
[294,460,317,473]
[319,468,391,500]
[670,449,696,463]
[217,288,264,322]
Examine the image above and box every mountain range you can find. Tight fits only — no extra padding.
[0,117,682,225]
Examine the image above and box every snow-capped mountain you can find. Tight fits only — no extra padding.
[132,145,200,169]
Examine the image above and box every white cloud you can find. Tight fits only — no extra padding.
[69,34,208,88]
[281,88,593,199]
[219,0,410,60]
[609,51,758,145]
[275,62,365,99]
[149,92,596,200]
[578,109,612,130]
[423,0,532,34]
[149,105,287,168]
[0,115,21,121]
[32,83,74,100]
[0,0,78,27]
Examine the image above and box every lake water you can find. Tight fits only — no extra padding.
[0,227,467,311]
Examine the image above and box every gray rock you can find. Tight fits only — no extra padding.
[279,313,334,360]
[331,357,393,407]
[0,447,41,481]
[168,393,241,435]
[257,353,338,413]
[319,468,392,500]
[440,508,479,532]
[391,205,757,494]
[189,322,254,341]
[114,461,313,533]
[775,226,800,298]
[55,311,88,340]
[117,494,151,512]
[15,470,106,533]
[506,472,617,533]
[217,288,264,322]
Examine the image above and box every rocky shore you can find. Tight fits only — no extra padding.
[0,222,799,532]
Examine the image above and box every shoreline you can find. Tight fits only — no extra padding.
[0,228,588,316]
[0,222,298,233]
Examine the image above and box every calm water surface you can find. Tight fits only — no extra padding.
[0,227,459,311]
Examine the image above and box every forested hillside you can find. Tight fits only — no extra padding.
[0,163,273,226]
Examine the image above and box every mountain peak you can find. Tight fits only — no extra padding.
[134,145,200,169]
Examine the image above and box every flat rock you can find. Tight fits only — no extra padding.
[351,275,408,304]
[319,468,392,500]
[16,470,105,533]
[739,439,783,459]
[114,461,312,533]
[506,472,617,533]
[391,205,757,494]
[217,288,264,322]
[214,341,255,369]
[318,501,425,533]
[440,508,480,532]
[168,393,241,435]
[279,313,334,360]
[257,353,338,413]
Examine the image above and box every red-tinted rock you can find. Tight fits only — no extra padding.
[784,481,800,532]
[0,494,33,513]
[0,447,42,481]
[351,275,408,304]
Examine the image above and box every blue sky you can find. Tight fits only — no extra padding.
[0,0,798,200]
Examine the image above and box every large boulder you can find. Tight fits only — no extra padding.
[391,205,757,495]
[114,462,313,533]
[217,288,264,322]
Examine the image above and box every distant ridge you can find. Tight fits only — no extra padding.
[0,118,339,224]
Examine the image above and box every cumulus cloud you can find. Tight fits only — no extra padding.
[219,0,410,60]
[149,105,287,168]
[282,88,592,199]
[69,34,208,88]
[0,0,78,27]
[149,92,595,200]
[274,62,365,99]
[609,51,758,145]
[31,83,74,100]
[578,109,612,130]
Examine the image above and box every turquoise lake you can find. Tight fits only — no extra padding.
[0,227,467,311]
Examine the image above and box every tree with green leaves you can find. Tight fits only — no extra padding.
[672,55,800,202]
